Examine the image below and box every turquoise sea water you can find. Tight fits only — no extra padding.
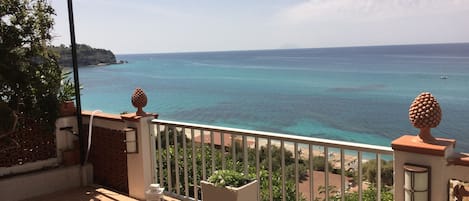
[79,43,469,151]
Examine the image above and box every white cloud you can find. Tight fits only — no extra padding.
[279,0,469,24]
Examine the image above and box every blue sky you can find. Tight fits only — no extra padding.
[50,0,469,54]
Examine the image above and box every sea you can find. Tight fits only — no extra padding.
[78,43,469,151]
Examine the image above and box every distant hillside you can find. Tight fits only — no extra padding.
[51,44,117,67]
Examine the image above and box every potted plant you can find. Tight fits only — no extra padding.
[201,170,259,201]
[58,71,77,116]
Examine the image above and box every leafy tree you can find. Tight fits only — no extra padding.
[1,0,61,131]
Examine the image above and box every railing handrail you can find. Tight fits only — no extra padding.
[151,119,393,155]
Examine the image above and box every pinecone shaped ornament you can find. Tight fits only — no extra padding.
[132,88,147,116]
[409,92,442,143]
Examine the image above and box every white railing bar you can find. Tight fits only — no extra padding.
[309,144,314,201]
[210,131,215,174]
[165,125,172,192]
[153,120,395,201]
[340,148,345,201]
[151,119,393,154]
[183,127,189,197]
[221,132,226,170]
[358,151,363,201]
[157,124,164,186]
[325,146,329,201]
[255,137,260,201]
[268,138,273,201]
[191,129,198,200]
[201,129,206,181]
[281,141,286,201]
[377,153,382,201]
[149,122,157,184]
[174,127,180,195]
[243,136,248,175]
[295,143,299,201]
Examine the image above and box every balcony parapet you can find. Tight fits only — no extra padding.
[392,92,469,201]
[392,135,455,158]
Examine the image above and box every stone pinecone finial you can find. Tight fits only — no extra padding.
[131,88,147,116]
[409,92,441,143]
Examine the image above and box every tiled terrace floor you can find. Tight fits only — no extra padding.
[21,185,180,201]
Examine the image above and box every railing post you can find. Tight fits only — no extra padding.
[392,92,458,201]
[122,88,158,200]
[392,135,455,201]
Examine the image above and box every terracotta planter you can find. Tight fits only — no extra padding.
[59,101,76,116]
[201,180,258,201]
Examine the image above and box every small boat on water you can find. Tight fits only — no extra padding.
[440,75,448,79]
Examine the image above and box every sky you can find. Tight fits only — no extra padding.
[50,0,469,54]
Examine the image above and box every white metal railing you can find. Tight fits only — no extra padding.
[150,119,394,201]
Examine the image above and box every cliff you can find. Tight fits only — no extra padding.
[51,44,117,67]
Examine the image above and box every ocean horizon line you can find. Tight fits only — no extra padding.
[115,41,469,56]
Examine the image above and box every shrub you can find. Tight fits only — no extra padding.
[156,128,306,201]
[207,170,255,188]
[362,159,394,186]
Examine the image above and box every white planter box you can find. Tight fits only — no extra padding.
[201,179,258,201]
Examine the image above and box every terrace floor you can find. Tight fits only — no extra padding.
[21,185,180,201]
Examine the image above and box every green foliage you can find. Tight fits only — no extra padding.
[257,169,306,201]
[156,128,306,201]
[1,0,61,131]
[207,170,255,188]
[309,155,333,172]
[343,186,393,201]
[156,128,397,201]
[156,126,189,149]
[57,71,76,102]
[315,185,393,201]
[0,102,16,132]
[50,44,117,67]
[249,145,309,181]
[362,159,394,186]
[155,128,394,201]
[314,185,340,201]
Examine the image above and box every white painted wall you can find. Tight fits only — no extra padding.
[394,150,469,201]
[124,116,155,200]
[0,164,92,201]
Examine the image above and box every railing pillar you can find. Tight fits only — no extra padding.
[392,92,469,201]
[122,112,157,200]
[392,135,456,201]
[122,88,158,200]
